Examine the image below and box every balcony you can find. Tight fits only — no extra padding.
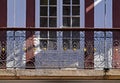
[0,28,120,80]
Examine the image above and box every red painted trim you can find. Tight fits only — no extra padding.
[0,27,120,31]
[0,0,7,69]
[85,0,94,27]
[112,0,120,68]
[85,0,94,69]
[113,0,120,28]
[26,0,35,69]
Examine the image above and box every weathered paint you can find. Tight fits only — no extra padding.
[85,0,94,69]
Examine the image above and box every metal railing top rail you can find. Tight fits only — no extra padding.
[0,27,120,31]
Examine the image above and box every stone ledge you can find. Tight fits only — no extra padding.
[0,69,120,80]
[16,69,104,76]
[0,69,15,76]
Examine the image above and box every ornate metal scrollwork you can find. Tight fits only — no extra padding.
[72,41,79,51]
[113,40,120,46]
[63,41,69,51]
[0,41,7,68]
[112,40,120,68]
[1,29,120,69]
[40,40,47,50]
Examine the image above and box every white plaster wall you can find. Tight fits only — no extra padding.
[7,0,26,69]
[94,0,112,69]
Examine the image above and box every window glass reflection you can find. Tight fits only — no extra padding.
[72,6,80,15]
[63,6,70,15]
[49,0,57,5]
[63,17,70,27]
[40,0,48,5]
[40,7,48,16]
[50,7,57,16]
[40,17,48,27]
[49,18,57,27]
[72,0,80,4]
[63,0,70,4]
[72,17,80,27]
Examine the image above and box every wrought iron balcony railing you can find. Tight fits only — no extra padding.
[0,27,120,69]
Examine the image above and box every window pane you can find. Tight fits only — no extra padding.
[72,0,80,4]
[50,7,57,16]
[40,7,48,16]
[40,0,48,5]
[49,31,57,38]
[63,0,70,4]
[63,17,70,27]
[49,18,57,27]
[40,31,48,38]
[72,17,80,27]
[49,31,57,50]
[63,6,70,15]
[49,0,57,5]
[40,17,48,27]
[72,6,80,15]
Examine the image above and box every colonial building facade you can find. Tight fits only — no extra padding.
[0,0,120,70]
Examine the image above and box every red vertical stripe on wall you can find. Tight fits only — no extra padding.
[26,0,35,69]
[0,0,7,69]
[85,0,94,69]
[112,0,120,68]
